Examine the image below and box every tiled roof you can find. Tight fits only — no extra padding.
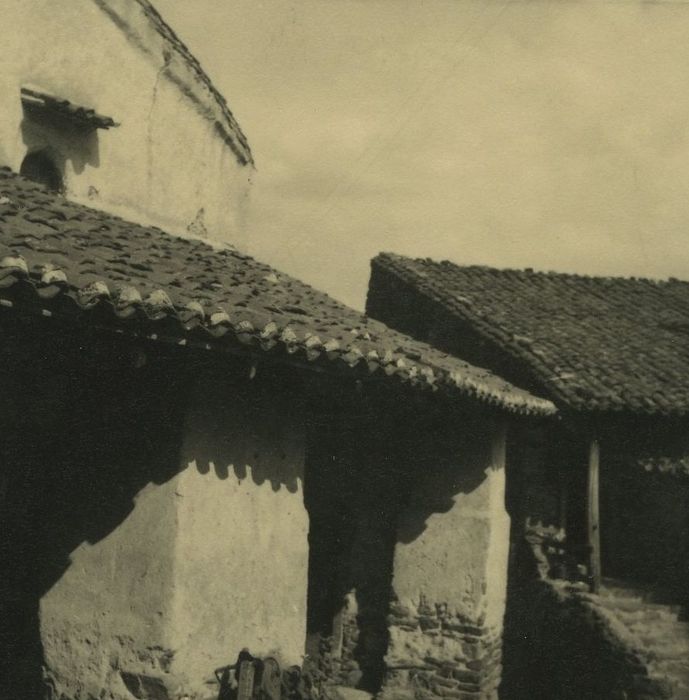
[371,253,689,416]
[135,0,252,165]
[0,169,554,416]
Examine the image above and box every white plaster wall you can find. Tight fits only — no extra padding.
[0,0,253,249]
[40,374,309,700]
[40,478,181,700]
[483,426,510,629]
[393,423,510,626]
[171,374,310,696]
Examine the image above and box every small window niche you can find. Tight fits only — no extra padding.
[20,150,64,193]
[19,86,118,191]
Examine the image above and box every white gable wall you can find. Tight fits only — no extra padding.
[0,0,253,250]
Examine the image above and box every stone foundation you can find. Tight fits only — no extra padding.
[384,598,502,700]
[383,421,510,700]
[316,603,362,688]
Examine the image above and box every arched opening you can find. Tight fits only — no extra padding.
[20,151,63,193]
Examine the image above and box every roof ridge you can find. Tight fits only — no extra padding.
[374,251,689,287]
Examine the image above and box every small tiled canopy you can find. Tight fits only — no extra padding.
[21,87,117,130]
[0,168,554,417]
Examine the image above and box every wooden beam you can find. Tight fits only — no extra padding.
[587,438,601,593]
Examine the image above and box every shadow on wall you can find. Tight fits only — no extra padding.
[181,368,303,494]
[395,423,491,545]
[304,401,494,693]
[20,106,100,187]
[0,318,299,699]
[0,319,191,699]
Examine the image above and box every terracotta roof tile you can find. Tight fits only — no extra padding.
[370,252,689,415]
[0,169,554,416]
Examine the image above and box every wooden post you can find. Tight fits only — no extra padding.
[587,438,601,593]
[558,461,568,534]
[331,605,345,659]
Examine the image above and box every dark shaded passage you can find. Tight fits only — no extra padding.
[304,416,400,694]
[304,392,499,696]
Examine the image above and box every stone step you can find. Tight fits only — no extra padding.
[601,578,649,593]
[597,601,685,631]
[631,631,689,651]
[651,656,689,672]
[669,687,689,700]
[642,641,689,661]
[632,602,683,617]
[600,586,646,601]
[596,595,646,611]
[642,616,689,630]
[627,624,686,643]
[626,614,689,629]
[598,579,689,697]
[616,607,684,625]
[630,636,689,653]
[601,579,683,608]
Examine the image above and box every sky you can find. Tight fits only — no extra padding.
[156,0,689,310]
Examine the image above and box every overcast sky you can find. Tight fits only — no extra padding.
[156,0,689,310]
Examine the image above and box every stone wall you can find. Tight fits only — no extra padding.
[501,532,677,700]
[0,0,253,249]
[502,577,677,700]
[384,599,502,700]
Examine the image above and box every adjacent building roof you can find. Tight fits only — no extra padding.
[370,253,689,416]
[0,169,554,416]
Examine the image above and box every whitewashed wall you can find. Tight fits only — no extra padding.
[0,0,253,250]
